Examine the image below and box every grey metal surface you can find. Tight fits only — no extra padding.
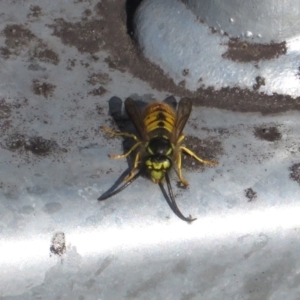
[134,0,300,95]
[183,0,300,43]
[1,1,300,299]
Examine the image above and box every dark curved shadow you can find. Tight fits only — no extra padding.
[108,96,146,133]
[107,96,146,156]
[98,168,131,200]
[98,167,145,201]
[107,96,136,167]
[98,97,146,200]
[163,95,177,110]
[126,0,144,36]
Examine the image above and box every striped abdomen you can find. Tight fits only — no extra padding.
[143,103,175,139]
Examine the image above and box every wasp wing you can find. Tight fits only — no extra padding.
[124,98,149,141]
[171,97,192,143]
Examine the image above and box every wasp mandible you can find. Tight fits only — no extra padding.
[98,97,217,222]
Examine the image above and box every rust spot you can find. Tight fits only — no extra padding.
[88,86,107,96]
[253,76,266,91]
[87,72,111,85]
[66,59,76,70]
[32,47,59,65]
[222,38,287,62]
[0,102,11,119]
[254,126,281,142]
[5,133,25,151]
[24,136,59,156]
[28,5,42,18]
[49,18,106,54]
[245,188,257,202]
[182,69,189,76]
[82,8,92,20]
[290,163,300,186]
[32,80,56,98]
[0,47,11,58]
[2,24,35,54]
[50,232,66,256]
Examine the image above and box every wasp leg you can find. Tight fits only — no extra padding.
[175,145,218,186]
[177,134,185,143]
[175,135,190,186]
[175,150,189,186]
[124,152,141,182]
[101,126,141,158]
[101,126,143,182]
[180,146,218,166]
[101,126,140,141]
[109,141,142,159]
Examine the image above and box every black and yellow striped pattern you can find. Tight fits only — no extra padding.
[100,97,218,222]
[142,103,176,138]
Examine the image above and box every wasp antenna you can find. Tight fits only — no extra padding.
[164,173,197,223]
[98,168,144,201]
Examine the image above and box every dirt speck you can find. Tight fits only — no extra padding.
[182,69,189,76]
[289,163,300,185]
[28,5,42,18]
[32,80,56,98]
[96,104,104,116]
[178,80,186,88]
[104,56,121,71]
[87,72,111,85]
[209,26,218,34]
[50,232,66,256]
[88,86,107,96]
[24,136,59,156]
[245,188,257,202]
[82,8,92,20]
[5,133,25,151]
[0,102,11,119]
[66,58,77,70]
[28,63,46,71]
[32,46,59,65]
[182,135,222,171]
[254,126,281,142]
[222,38,286,62]
[4,133,62,157]
[253,76,265,91]
[0,47,11,58]
[2,24,35,55]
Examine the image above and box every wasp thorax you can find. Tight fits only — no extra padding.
[146,136,173,156]
[145,155,172,183]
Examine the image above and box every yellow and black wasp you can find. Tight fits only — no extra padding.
[98,97,217,222]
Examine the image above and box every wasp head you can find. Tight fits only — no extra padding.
[145,154,172,183]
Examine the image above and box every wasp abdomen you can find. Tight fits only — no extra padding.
[143,103,175,136]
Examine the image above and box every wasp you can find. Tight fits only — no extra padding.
[98,97,217,222]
